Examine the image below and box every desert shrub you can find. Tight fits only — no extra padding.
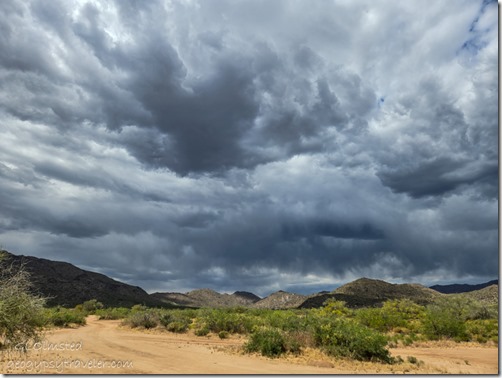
[355,308,387,332]
[95,307,130,320]
[200,309,256,334]
[465,319,498,343]
[313,318,391,363]
[158,312,174,327]
[0,256,46,349]
[194,324,210,336]
[422,297,470,341]
[464,301,498,320]
[355,299,425,333]
[244,327,287,357]
[131,304,149,313]
[165,321,189,333]
[262,310,306,332]
[124,311,158,329]
[81,299,104,314]
[218,330,229,339]
[45,307,86,327]
[320,299,352,317]
[158,310,192,332]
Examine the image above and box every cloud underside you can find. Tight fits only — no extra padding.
[0,0,498,294]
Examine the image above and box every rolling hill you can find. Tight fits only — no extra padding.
[151,288,261,308]
[331,277,442,305]
[0,250,166,308]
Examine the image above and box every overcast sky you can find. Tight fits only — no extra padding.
[0,0,498,296]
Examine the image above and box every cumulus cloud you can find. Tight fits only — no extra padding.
[0,0,497,295]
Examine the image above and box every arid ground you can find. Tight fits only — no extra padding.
[1,316,498,374]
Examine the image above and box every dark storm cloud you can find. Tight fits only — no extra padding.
[282,219,385,240]
[378,157,498,198]
[0,0,497,294]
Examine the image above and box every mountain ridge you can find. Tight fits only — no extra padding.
[430,280,499,294]
[2,250,497,309]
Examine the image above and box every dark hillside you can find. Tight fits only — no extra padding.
[1,250,165,308]
[430,280,498,294]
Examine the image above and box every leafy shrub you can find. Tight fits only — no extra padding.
[95,307,130,320]
[45,307,86,327]
[131,304,149,312]
[158,310,192,333]
[199,309,256,334]
[465,319,498,343]
[0,254,47,350]
[166,321,189,333]
[218,330,229,339]
[320,299,352,317]
[422,297,470,341]
[313,318,391,363]
[245,328,287,357]
[194,325,210,336]
[355,299,425,333]
[81,299,104,313]
[124,311,158,329]
[159,312,174,327]
[407,356,418,364]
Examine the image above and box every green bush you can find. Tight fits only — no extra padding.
[355,299,425,333]
[218,330,229,339]
[194,325,210,336]
[320,299,352,317]
[123,311,158,329]
[158,310,192,333]
[0,254,47,350]
[313,318,391,363]
[245,328,287,357]
[199,309,257,334]
[465,319,498,343]
[81,299,104,313]
[422,297,470,341]
[45,307,86,327]
[166,321,189,333]
[95,307,130,320]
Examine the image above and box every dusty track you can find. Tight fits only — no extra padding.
[1,316,498,374]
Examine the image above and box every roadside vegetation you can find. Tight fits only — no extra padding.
[103,296,497,363]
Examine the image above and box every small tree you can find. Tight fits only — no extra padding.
[0,252,46,350]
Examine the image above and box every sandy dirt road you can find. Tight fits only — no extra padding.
[1,316,498,374]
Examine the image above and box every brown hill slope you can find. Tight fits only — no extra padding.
[151,289,261,308]
[252,290,307,309]
[459,284,498,305]
[333,277,441,305]
[1,250,165,308]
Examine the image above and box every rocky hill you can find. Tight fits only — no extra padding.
[151,289,261,308]
[333,277,442,306]
[460,284,498,305]
[1,250,166,308]
[252,290,307,309]
[298,292,383,309]
[430,280,498,294]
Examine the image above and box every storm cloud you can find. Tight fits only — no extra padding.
[0,0,498,295]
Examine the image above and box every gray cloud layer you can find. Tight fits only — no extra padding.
[0,0,497,295]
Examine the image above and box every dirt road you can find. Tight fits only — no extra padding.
[1,316,498,374]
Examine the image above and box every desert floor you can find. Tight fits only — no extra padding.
[1,316,498,374]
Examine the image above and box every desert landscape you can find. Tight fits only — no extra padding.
[1,316,497,374]
[0,250,499,375]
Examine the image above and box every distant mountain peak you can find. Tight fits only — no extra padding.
[430,280,498,294]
